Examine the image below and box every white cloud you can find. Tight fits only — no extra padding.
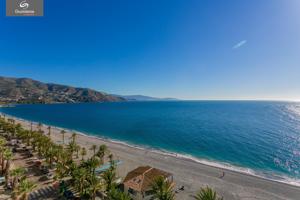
[232,40,247,49]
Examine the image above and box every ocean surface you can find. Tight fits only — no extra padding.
[1,101,300,185]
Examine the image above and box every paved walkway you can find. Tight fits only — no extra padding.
[28,185,58,200]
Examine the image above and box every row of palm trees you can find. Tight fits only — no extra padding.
[0,115,131,200]
[0,136,13,186]
[0,114,223,200]
[0,116,37,200]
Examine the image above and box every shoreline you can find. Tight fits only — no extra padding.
[3,113,300,187]
[2,112,300,199]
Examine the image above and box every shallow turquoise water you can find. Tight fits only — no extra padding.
[1,101,300,184]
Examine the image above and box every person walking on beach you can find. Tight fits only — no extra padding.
[219,171,225,178]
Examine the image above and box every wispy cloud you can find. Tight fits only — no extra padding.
[232,40,247,49]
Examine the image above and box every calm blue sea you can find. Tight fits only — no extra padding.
[1,101,300,184]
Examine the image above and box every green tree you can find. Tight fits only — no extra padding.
[81,147,87,161]
[13,178,37,200]
[89,157,100,175]
[101,165,117,193]
[88,175,104,200]
[67,139,78,160]
[96,144,107,164]
[90,144,97,157]
[151,176,175,200]
[4,148,13,174]
[73,167,88,195]
[10,167,26,189]
[45,144,57,167]
[71,132,77,144]
[75,144,81,159]
[194,187,223,200]
[108,186,132,200]
[0,138,7,173]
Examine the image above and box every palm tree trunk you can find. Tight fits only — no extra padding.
[12,177,17,189]
[1,156,5,175]
[5,170,9,187]
[0,153,2,169]
[5,160,11,174]
[24,193,29,200]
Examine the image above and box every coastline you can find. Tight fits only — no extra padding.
[2,112,300,199]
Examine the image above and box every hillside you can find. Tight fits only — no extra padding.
[0,76,124,104]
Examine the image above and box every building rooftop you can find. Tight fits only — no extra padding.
[123,166,172,192]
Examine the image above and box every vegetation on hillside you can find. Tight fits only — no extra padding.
[0,76,124,104]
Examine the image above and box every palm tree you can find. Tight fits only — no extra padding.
[0,138,7,172]
[45,144,56,167]
[7,119,16,138]
[55,162,66,180]
[14,123,22,138]
[151,176,175,200]
[10,167,26,189]
[75,144,81,159]
[80,147,87,161]
[108,186,132,200]
[96,144,107,164]
[67,140,77,160]
[60,130,66,144]
[13,178,37,200]
[71,132,77,144]
[101,166,117,193]
[4,148,12,174]
[36,135,50,157]
[73,167,88,195]
[90,144,97,157]
[194,187,223,200]
[25,130,31,146]
[54,145,64,163]
[108,153,113,163]
[88,175,104,200]
[89,157,100,175]
[4,121,14,140]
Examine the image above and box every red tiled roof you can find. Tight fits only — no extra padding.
[123,166,172,192]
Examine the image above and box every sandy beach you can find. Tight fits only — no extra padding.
[6,115,300,200]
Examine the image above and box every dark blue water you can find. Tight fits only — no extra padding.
[1,101,300,184]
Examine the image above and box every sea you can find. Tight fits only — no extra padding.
[1,101,300,185]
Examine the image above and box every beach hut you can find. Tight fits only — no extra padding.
[123,166,174,200]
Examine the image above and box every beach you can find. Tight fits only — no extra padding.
[7,116,300,200]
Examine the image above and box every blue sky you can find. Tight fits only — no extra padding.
[1,0,300,100]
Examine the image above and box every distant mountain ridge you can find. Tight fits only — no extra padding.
[113,94,178,101]
[0,76,124,104]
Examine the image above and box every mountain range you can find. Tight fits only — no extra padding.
[0,76,177,104]
[0,76,124,104]
[112,94,178,101]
